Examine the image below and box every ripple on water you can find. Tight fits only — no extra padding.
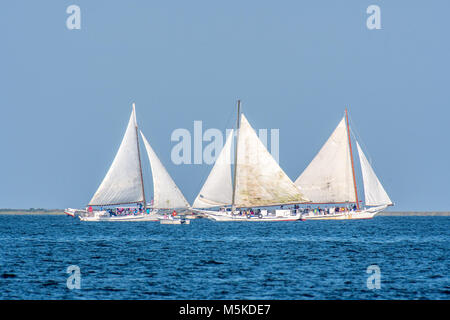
[0,216,448,299]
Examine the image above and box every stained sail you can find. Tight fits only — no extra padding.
[193,130,234,208]
[356,141,392,206]
[294,117,356,203]
[234,113,309,207]
[89,106,144,206]
[140,131,190,209]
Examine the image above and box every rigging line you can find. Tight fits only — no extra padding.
[348,112,373,166]
[349,124,386,183]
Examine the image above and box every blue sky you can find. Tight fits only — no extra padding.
[0,1,448,211]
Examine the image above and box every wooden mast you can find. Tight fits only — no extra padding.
[345,109,360,210]
[231,100,241,212]
[133,103,147,210]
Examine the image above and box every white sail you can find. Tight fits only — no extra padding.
[294,117,356,203]
[234,113,309,207]
[89,106,144,206]
[140,131,190,209]
[193,130,234,208]
[356,141,392,206]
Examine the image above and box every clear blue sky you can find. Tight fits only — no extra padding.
[0,1,448,211]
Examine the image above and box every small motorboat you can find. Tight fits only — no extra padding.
[159,215,190,225]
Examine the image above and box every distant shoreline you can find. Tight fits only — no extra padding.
[0,210,65,215]
[377,211,450,216]
[0,210,449,216]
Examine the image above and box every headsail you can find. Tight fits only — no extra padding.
[234,113,309,207]
[193,130,234,208]
[140,131,190,209]
[356,141,392,206]
[89,107,144,206]
[294,117,356,203]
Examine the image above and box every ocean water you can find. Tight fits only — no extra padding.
[0,216,448,300]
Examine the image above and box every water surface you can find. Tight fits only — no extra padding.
[0,216,448,299]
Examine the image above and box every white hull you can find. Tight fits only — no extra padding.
[65,211,75,217]
[300,205,388,221]
[65,208,86,217]
[159,219,190,225]
[193,209,301,222]
[78,212,161,222]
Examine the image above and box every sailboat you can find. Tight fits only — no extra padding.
[65,103,190,221]
[192,100,310,221]
[294,109,393,220]
[140,130,191,224]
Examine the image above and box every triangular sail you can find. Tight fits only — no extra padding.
[234,113,309,207]
[89,107,144,206]
[193,130,234,208]
[140,131,190,209]
[356,141,392,206]
[294,117,356,203]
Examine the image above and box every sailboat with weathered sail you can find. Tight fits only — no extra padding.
[65,103,190,221]
[294,109,393,220]
[192,101,310,221]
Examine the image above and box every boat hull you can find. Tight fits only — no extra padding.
[65,210,75,217]
[64,208,86,217]
[300,205,388,221]
[78,213,160,222]
[193,209,301,222]
[209,215,300,222]
[159,219,190,225]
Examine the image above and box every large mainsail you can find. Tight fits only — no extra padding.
[193,130,234,208]
[89,107,144,206]
[356,142,392,206]
[140,131,190,209]
[234,113,309,207]
[294,117,356,203]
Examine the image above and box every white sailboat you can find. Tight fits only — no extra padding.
[140,130,191,224]
[192,101,310,221]
[295,109,393,220]
[65,103,190,221]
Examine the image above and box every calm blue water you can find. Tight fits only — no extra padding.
[0,216,448,300]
